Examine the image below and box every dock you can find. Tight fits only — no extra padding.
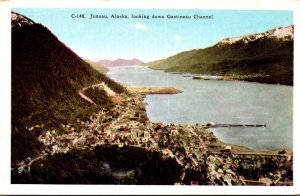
[205,121,266,128]
[214,123,266,128]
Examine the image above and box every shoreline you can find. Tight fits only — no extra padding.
[127,86,183,94]
[148,66,293,86]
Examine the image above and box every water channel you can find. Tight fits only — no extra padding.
[107,65,293,151]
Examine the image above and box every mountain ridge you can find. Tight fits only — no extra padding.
[218,25,293,46]
[147,25,293,85]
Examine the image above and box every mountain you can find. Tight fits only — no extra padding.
[217,25,293,46]
[11,12,34,27]
[147,25,294,85]
[84,58,109,73]
[98,58,144,67]
[11,12,125,162]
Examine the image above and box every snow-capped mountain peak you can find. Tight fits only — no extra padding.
[11,12,35,27]
[218,25,294,46]
[266,25,294,39]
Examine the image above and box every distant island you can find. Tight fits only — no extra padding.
[147,25,294,85]
[98,58,144,67]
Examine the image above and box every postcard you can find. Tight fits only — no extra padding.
[0,0,299,195]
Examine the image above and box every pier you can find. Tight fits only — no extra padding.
[206,121,266,128]
[214,123,266,128]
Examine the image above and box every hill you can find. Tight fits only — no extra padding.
[11,12,126,162]
[98,58,144,67]
[147,25,294,85]
[84,58,109,73]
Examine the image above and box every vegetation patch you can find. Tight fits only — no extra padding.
[11,145,183,185]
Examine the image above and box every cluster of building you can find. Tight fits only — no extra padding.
[16,94,156,173]
[36,95,158,154]
[206,153,293,185]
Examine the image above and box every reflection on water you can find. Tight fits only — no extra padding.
[108,66,293,151]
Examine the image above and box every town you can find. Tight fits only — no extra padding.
[13,85,293,186]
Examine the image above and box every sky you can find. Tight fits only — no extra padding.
[13,8,293,62]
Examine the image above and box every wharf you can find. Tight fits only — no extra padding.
[214,123,266,128]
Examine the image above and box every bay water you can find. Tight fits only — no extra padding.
[107,66,293,151]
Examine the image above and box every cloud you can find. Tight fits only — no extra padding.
[133,23,148,30]
[173,35,182,41]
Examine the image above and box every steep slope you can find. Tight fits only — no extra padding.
[98,58,144,67]
[11,12,125,162]
[147,25,293,85]
[84,59,109,73]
